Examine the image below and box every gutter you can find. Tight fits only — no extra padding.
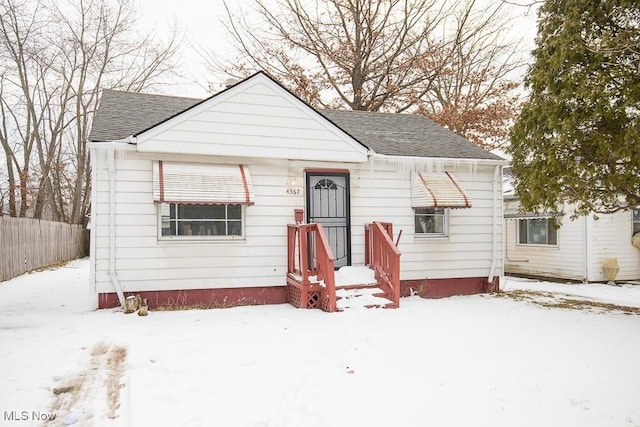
[369,152,508,166]
[87,135,136,147]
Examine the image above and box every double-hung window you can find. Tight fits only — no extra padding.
[518,218,558,245]
[153,162,254,241]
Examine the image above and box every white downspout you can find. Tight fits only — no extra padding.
[488,165,501,284]
[108,150,125,307]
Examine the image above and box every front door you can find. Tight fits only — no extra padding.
[307,173,351,268]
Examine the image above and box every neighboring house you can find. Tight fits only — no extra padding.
[88,72,506,310]
[504,169,640,282]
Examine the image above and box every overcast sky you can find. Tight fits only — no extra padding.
[136,0,232,97]
[136,0,540,99]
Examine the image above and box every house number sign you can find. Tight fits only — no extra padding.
[286,188,301,195]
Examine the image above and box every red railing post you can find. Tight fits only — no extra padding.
[299,225,309,284]
[364,224,371,267]
[314,223,336,312]
[287,225,295,274]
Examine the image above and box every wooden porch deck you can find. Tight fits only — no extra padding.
[286,219,401,312]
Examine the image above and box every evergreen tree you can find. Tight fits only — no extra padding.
[509,0,640,216]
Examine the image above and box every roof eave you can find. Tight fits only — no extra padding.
[87,136,137,149]
[370,152,507,165]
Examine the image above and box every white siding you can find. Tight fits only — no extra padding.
[135,75,368,162]
[347,163,502,280]
[504,211,587,281]
[503,199,640,282]
[588,212,640,281]
[92,151,503,297]
[93,152,298,295]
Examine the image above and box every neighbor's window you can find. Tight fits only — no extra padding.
[415,208,447,236]
[518,218,557,245]
[160,203,243,238]
[633,209,640,235]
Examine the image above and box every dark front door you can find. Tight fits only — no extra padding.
[307,173,351,268]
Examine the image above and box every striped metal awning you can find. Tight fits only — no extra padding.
[411,171,471,209]
[153,161,254,205]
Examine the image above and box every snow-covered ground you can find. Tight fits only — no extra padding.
[1,259,639,427]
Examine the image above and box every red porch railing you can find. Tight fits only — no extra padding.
[287,223,337,312]
[364,222,401,308]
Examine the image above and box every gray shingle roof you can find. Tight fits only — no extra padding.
[90,89,503,161]
[89,90,201,142]
[319,109,502,160]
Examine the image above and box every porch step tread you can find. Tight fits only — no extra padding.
[335,265,376,287]
[336,287,394,310]
[336,283,379,291]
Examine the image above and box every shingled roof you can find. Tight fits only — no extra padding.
[89,89,502,161]
[89,90,201,143]
[319,109,502,160]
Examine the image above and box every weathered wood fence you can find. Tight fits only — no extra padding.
[0,216,87,282]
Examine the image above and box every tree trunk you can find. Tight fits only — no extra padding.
[18,167,28,217]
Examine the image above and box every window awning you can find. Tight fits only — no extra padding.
[411,171,471,209]
[153,161,255,205]
[504,212,563,220]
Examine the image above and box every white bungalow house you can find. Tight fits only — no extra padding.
[88,72,506,311]
[504,169,640,282]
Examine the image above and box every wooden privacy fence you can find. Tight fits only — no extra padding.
[0,216,86,282]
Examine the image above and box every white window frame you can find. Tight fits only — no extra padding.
[414,207,448,237]
[517,218,558,246]
[158,203,245,241]
[633,208,640,236]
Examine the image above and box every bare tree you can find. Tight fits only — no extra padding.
[0,0,44,218]
[207,0,524,148]
[52,0,182,225]
[411,6,525,149]
[0,0,182,224]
